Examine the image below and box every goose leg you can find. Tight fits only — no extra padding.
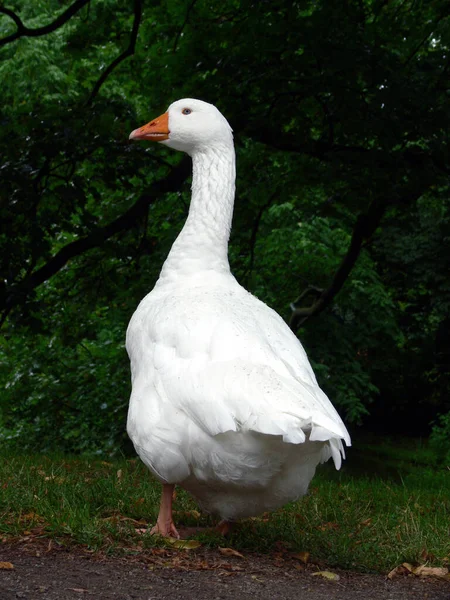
[216,519,235,536]
[150,483,180,538]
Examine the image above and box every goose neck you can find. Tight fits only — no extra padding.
[160,143,236,278]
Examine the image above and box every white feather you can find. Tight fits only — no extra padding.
[126,99,351,520]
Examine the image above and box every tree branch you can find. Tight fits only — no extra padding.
[173,0,197,52]
[248,125,371,161]
[289,188,428,331]
[0,157,190,325]
[290,285,323,312]
[403,10,450,66]
[289,197,389,331]
[242,193,276,283]
[86,0,143,106]
[0,0,90,48]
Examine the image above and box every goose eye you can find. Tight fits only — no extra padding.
[182,108,192,115]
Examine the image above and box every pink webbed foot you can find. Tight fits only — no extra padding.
[150,519,180,539]
[148,483,180,538]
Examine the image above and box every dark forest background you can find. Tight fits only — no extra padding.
[0,0,449,459]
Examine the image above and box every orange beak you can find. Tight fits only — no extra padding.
[129,112,169,142]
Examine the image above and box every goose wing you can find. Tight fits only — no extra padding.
[127,282,350,471]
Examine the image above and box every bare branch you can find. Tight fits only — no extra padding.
[290,285,323,312]
[0,7,23,29]
[242,192,276,283]
[314,94,334,147]
[0,0,90,48]
[86,0,143,106]
[289,187,429,331]
[249,125,371,161]
[0,157,190,324]
[289,198,388,331]
[173,0,197,52]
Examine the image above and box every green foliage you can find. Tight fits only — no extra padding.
[369,194,450,429]
[1,0,450,451]
[0,306,129,453]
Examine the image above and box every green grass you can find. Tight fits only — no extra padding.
[0,447,449,573]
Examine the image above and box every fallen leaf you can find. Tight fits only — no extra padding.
[293,551,310,564]
[386,563,448,580]
[165,538,201,550]
[412,565,449,580]
[219,547,245,559]
[312,571,340,581]
[387,565,409,579]
[20,512,40,522]
[67,588,90,594]
[0,562,14,570]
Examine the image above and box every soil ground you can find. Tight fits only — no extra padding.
[1,543,449,600]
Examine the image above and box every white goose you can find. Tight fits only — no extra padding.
[127,99,351,538]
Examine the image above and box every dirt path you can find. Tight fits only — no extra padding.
[1,544,449,600]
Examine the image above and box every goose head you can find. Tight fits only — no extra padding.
[129,98,233,155]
